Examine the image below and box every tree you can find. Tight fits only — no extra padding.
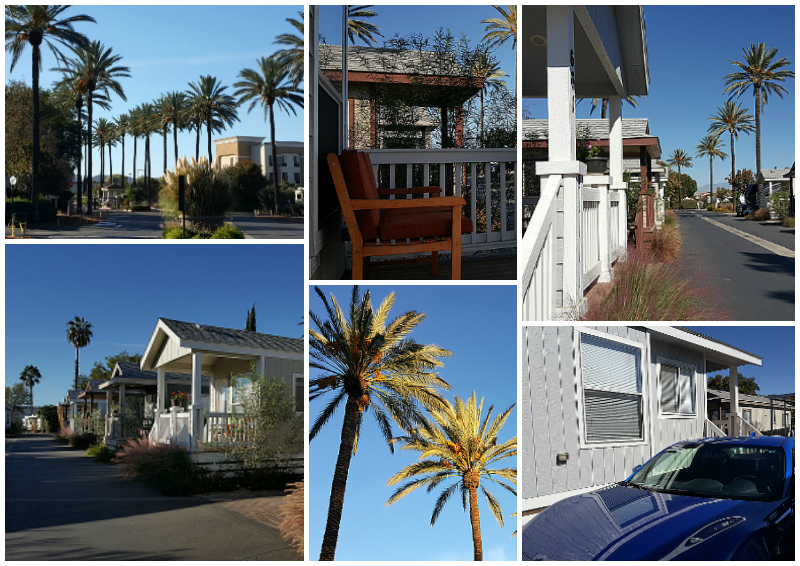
[587,95,641,119]
[274,12,304,88]
[347,6,383,46]
[665,171,697,207]
[223,161,267,211]
[727,168,755,204]
[5,5,95,221]
[113,114,130,189]
[6,383,27,417]
[93,117,113,187]
[696,134,727,205]
[19,365,42,410]
[245,304,257,331]
[481,5,516,96]
[707,373,761,396]
[470,48,507,145]
[310,286,453,560]
[234,57,303,215]
[88,350,141,382]
[66,316,92,389]
[724,43,795,178]
[707,101,754,193]
[160,91,189,169]
[666,149,693,209]
[187,75,240,164]
[386,393,516,561]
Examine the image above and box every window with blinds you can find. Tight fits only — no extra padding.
[660,363,696,415]
[580,333,644,443]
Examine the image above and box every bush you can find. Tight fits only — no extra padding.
[69,432,98,450]
[716,203,734,213]
[210,224,244,239]
[258,182,300,215]
[7,419,23,435]
[280,482,304,555]
[116,438,202,496]
[130,204,151,212]
[162,220,211,239]
[663,210,679,228]
[705,204,713,211]
[37,405,60,433]
[768,189,791,220]
[159,156,231,219]
[54,427,72,443]
[6,197,57,224]
[223,162,267,211]
[652,224,682,262]
[753,208,771,221]
[782,216,794,228]
[87,442,117,463]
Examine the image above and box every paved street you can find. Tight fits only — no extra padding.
[675,210,794,321]
[5,435,300,560]
[5,211,303,239]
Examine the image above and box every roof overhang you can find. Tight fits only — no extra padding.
[643,327,762,371]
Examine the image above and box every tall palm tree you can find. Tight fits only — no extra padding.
[53,41,130,214]
[187,75,240,165]
[386,393,517,561]
[724,43,794,178]
[138,103,159,202]
[471,48,507,145]
[94,117,113,186]
[666,149,693,209]
[154,95,173,176]
[66,316,92,390]
[587,95,641,119]
[274,12,304,88]
[5,5,96,221]
[234,57,303,214]
[160,91,189,168]
[347,6,383,46]
[310,286,453,561]
[19,365,42,412]
[696,135,728,206]
[481,5,517,96]
[113,114,130,189]
[708,102,755,191]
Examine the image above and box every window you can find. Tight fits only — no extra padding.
[269,173,274,182]
[268,155,273,166]
[293,374,304,413]
[294,173,301,183]
[660,361,696,415]
[282,172,288,181]
[294,156,300,166]
[281,156,287,167]
[579,332,644,444]
[742,409,752,423]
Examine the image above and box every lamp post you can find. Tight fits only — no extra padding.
[9,176,17,229]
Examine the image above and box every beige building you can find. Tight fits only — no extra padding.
[213,137,304,184]
[708,389,794,436]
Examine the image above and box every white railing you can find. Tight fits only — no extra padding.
[106,413,122,438]
[365,149,516,252]
[204,412,255,445]
[521,174,561,321]
[609,194,621,257]
[704,419,727,438]
[581,190,601,290]
[150,408,192,447]
[711,415,764,437]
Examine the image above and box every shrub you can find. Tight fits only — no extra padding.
[210,224,244,239]
[705,204,713,211]
[161,220,211,239]
[159,156,231,219]
[663,210,679,228]
[258,181,299,215]
[54,427,73,443]
[716,203,734,213]
[37,405,60,433]
[87,442,117,463]
[223,161,267,211]
[652,225,682,262]
[280,482,304,555]
[782,216,794,228]
[768,189,791,220]
[753,208,771,221]
[7,419,23,435]
[116,438,201,496]
[130,204,151,212]
[69,432,98,450]
[6,197,57,224]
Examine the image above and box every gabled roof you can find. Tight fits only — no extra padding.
[105,361,207,386]
[757,168,791,182]
[159,318,303,353]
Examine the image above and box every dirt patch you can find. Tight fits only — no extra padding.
[200,491,288,530]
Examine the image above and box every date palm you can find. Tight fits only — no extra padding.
[471,49,507,145]
[113,114,130,189]
[154,95,173,175]
[274,12,304,88]
[666,149,693,209]
[310,286,452,561]
[187,75,240,164]
[724,43,794,177]
[387,393,517,561]
[160,91,189,168]
[234,57,303,214]
[708,100,755,190]
[94,118,113,186]
[5,5,95,221]
[19,365,42,411]
[696,135,727,206]
[481,5,516,96]
[347,6,382,46]
[66,317,92,390]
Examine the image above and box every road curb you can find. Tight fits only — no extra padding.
[699,216,795,258]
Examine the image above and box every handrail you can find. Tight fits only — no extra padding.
[704,419,727,437]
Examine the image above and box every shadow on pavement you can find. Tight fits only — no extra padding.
[740,251,795,277]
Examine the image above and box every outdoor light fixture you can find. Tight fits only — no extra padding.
[529,34,547,47]
[556,452,569,465]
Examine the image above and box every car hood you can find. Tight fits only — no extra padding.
[522,484,768,561]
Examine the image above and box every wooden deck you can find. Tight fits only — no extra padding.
[343,251,517,281]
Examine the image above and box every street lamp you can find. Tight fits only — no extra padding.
[9,176,17,228]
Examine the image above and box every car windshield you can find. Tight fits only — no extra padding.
[627,443,785,501]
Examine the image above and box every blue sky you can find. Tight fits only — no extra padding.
[524,5,795,193]
[5,244,304,407]
[685,325,795,396]
[309,284,517,561]
[4,5,304,180]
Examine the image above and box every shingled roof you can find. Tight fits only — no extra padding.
[319,44,468,77]
[159,318,303,354]
[522,118,652,141]
[110,361,204,383]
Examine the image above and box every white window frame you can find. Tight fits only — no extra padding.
[292,373,304,415]
[742,409,752,423]
[575,327,648,449]
[657,356,698,419]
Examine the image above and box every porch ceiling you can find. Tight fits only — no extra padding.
[155,351,257,377]
[521,6,649,99]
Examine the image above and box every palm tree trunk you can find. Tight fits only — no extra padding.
[31,44,41,222]
[479,91,485,147]
[121,137,126,191]
[754,87,762,204]
[87,94,94,215]
[75,99,83,214]
[109,143,113,187]
[730,131,735,189]
[173,125,179,169]
[319,396,360,561]
[270,107,279,215]
[163,125,168,174]
[133,136,138,189]
[206,118,213,165]
[709,157,713,207]
[467,483,483,560]
[195,121,201,162]
[145,135,151,203]
[74,348,80,390]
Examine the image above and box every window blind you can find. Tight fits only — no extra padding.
[580,334,641,393]
[584,390,643,442]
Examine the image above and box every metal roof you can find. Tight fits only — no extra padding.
[159,318,303,354]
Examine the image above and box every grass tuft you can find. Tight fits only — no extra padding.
[652,225,682,262]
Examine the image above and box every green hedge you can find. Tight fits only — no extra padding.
[6,198,57,224]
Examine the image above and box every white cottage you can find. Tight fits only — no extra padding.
[521,326,763,511]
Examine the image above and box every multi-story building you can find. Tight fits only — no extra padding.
[213,137,304,184]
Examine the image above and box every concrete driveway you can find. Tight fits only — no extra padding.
[5,434,300,560]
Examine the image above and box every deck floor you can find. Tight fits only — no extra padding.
[343,251,517,281]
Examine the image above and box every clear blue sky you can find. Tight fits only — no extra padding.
[5,244,304,407]
[319,5,516,92]
[524,5,795,193]
[685,325,795,396]
[4,5,304,180]
[309,285,517,561]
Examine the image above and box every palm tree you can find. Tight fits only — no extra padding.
[274,12,304,88]
[386,393,517,561]
[471,48,507,145]
[347,6,383,46]
[481,5,517,96]
[5,5,96,221]
[587,95,642,119]
[66,316,92,390]
[113,114,130,189]
[666,149,693,209]
[154,95,173,176]
[19,365,42,412]
[138,103,159,202]
[310,286,453,561]
[94,117,113,187]
[160,91,189,168]
[724,43,794,178]
[234,57,303,214]
[696,135,728,206]
[53,41,130,214]
[708,101,755,191]
[187,75,240,165]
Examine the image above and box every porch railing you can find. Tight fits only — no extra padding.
[704,419,727,438]
[521,174,560,321]
[150,408,192,447]
[204,412,256,445]
[711,415,764,437]
[365,149,516,252]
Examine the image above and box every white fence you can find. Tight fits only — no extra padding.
[204,412,255,445]
[712,415,763,437]
[365,149,516,252]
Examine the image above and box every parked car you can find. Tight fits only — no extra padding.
[736,183,760,216]
[522,436,794,560]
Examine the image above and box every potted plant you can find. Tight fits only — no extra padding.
[171,391,189,409]
[577,138,608,174]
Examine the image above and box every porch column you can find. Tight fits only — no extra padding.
[191,352,203,444]
[105,388,112,437]
[256,356,266,380]
[729,365,739,436]
[119,384,126,437]
[157,367,165,413]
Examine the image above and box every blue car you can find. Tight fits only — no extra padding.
[522,436,794,560]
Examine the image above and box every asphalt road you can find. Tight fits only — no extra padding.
[5,211,303,239]
[5,434,299,560]
[675,210,794,321]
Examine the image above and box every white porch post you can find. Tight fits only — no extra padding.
[256,356,266,379]
[729,364,739,436]
[608,96,628,255]
[191,352,203,446]
[118,384,126,437]
[156,367,165,413]
[105,388,112,437]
